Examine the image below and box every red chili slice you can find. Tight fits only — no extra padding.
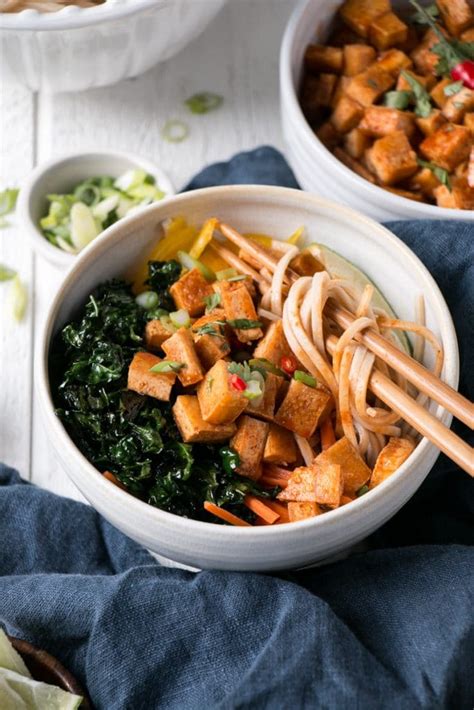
[451,60,474,90]
[280,355,298,375]
[230,374,247,391]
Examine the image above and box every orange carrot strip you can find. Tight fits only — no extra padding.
[103,471,127,491]
[264,499,290,523]
[259,475,289,489]
[244,495,280,524]
[321,418,336,451]
[262,464,292,480]
[204,501,252,527]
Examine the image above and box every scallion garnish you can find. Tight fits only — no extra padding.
[184,92,223,115]
[150,361,185,374]
[356,485,369,497]
[135,291,159,310]
[0,187,19,228]
[0,264,17,282]
[161,119,190,143]
[203,292,221,313]
[294,370,317,387]
[383,90,412,110]
[11,275,27,322]
[227,319,262,329]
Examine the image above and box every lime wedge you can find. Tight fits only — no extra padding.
[0,668,82,710]
[0,630,31,678]
[308,243,411,354]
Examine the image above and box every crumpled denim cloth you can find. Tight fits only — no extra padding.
[1,147,473,709]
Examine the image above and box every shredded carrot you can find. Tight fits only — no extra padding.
[103,470,127,491]
[259,475,289,489]
[244,495,280,524]
[321,418,336,451]
[264,499,290,523]
[204,501,252,527]
[263,464,292,480]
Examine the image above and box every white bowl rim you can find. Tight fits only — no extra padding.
[280,0,473,220]
[38,184,459,541]
[18,149,175,268]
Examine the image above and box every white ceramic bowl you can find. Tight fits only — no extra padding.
[280,0,474,222]
[38,185,459,571]
[18,150,175,269]
[0,0,226,93]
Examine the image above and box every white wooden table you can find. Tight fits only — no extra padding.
[0,0,294,501]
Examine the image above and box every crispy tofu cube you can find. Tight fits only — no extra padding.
[275,379,333,439]
[312,73,339,108]
[197,359,247,425]
[331,94,364,133]
[314,462,344,509]
[464,112,474,136]
[397,25,420,55]
[191,309,226,332]
[316,121,341,149]
[369,12,408,50]
[411,29,446,76]
[331,75,351,109]
[460,27,474,41]
[194,333,230,370]
[396,69,431,91]
[300,75,325,121]
[278,466,317,502]
[263,423,298,465]
[169,268,213,317]
[333,147,377,183]
[339,0,390,38]
[315,436,371,497]
[376,49,412,76]
[304,45,343,74]
[230,415,269,480]
[420,124,471,172]
[253,320,293,366]
[145,319,173,352]
[408,168,441,198]
[470,147,474,187]
[383,187,423,201]
[415,109,446,137]
[220,281,262,343]
[366,131,418,185]
[343,44,376,76]
[359,106,416,139]
[161,327,204,386]
[289,250,325,276]
[172,395,236,444]
[127,351,175,401]
[434,177,474,210]
[246,372,283,422]
[437,0,473,36]
[344,127,371,159]
[430,78,452,109]
[369,437,415,488]
[345,65,395,107]
[288,501,321,522]
[442,88,474,123]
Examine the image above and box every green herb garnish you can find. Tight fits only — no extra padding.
[185,92,223,115]
[248,358,285,378]
[356,485,369,497]
[400,71,432,117]
[383,90,412,110]
[195,320,226,336]
[417,159,452,190]
[410,2,439,24]
[203,292,221,313]
[161,119,190,143]
[0,264,17,281]
[11,275,27,321]
[443,80,464,97]
[227,319,262,329]
[294,370,317,387]
[150,361,185,374]
[0,187,19,228]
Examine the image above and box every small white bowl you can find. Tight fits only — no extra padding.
[37,185,459,571]
[280,0,474,222]
[18,151,175,269]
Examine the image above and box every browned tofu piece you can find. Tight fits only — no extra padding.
[169,268,213,317]
[300,75,324,121]
[408,168,441,199]
[469,147,474,187]
[344,127,371,159]
[253,320,293,366]
[331,94,364,133]
[383,186,423,202]
[315,121,341,149]
[460,27,474,41]
[339,0,390,38]
[464,112,474,136]
[437,0,473,37]
[230,415,269,480]
[314,436,371,497]
[275,379,332,439]
[197,359,247,425]
[366,131,418,185]
[263,423,298,465]
[246,372,283,422]
[194,333,230,370]
[397,25,420,55]
[343,44,376,76]
[396,69,431,91]
[442,88,474,123]
[161,327,204,387]
[278,466,317,502]
[191,309,226,332]
[345,65,395,107]
[290,249,325,276]
[288,501,322,522]
[331,75,351,109]
[415,109,446,137]
[145,319,173,351]
[376,48,412,76]
[359,106,415,139]
[334,146,377,183]
[313,73,339,108]
[127,351,176,401]
[430,78,452,109]
[172,395,236,444]
[455,160,468,179]
[369,437,415,489]
[369,12,408,50]
[314,462,344,509]
[420,124,471,172]
[304,45,343,74]
[220,281,262,343]
[411,29,446,76]
[434,177,474,209]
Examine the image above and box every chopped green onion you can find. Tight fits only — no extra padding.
[161,119,189,143]
[417,159,451,190]
[114,169,148,192]
[242,379,263,401]
[400,71,432,117]
[149,361,185,373]
[0,187,19,220]
[177,251,215,281]
[11,275,27,321]
[195,320,226,336]
[0,264,17,282]
[227,319,262,329]
[216,268,239,281]
[169,309,191,329]
[294,370,317,387]
[135,291,159,310]
[227,275,248,282]
[356,485,369,497]
[248,358,285,377]
[159,315,177,333]
[70,202,100,251]
[383,90,412,110]
[184,92,223,115]
[443,80,464,97]
[204,292,221,313]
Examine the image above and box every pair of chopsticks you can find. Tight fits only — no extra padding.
[212,222,474,477]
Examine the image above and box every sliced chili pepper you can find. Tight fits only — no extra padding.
[230,374,247,391]
[280,355,298,375]
[451,60,474,90]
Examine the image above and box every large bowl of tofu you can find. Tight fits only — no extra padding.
[280,0,474,221]
[37,185,459,571]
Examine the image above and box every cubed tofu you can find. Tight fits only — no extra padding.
[300,75,324,121]
[415,109,447,137]
[127,351,176,401]
[411,29,446,76]
[263,423,298,465]
[288,501,322,522]
[408,168,441,198]
[366,131,418,185]
[230,415,269,480]
[396,69,431,91]
[220,281,262,343]
[331,76,351,109]
[246,372,283,422]
[313,73,339,108]
[277,466,317,502]
[442,88,474,123]
[172,395,236,444]
[369,12,408,50]
[430,78,452,109]
[169,268,213,317]
[460,27,474,41]
[369,437,415,488]
[437,0,473,36]
[197,359,247,425]
[191,309,226,332]
[345,65,395,107]
[290,249,325,276]
[339,0,390,38]
[343,44,376,76]
[316,121,341,149]
[253,320,293,366]
[161,327,204,386]
[145,319,173,351]
[304,44,343,74]
[359,106,416,138]
[331,94,364,133]
[434,177,474,209]
[275,379,333,439]
[383,186,423,201]
[464,112,474,136]
[344,127,371,159]
[334,146,378,183]
[397,25,420,55]
[194,333,230,370]
[420,124,471,172]
[376,48,412,76]
[469,147,474,187]
[314,436,371,497]
[314,462,344,509]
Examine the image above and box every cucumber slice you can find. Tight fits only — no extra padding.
[308,243,411,354]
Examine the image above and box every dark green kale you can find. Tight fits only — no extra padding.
[145,259,181,311]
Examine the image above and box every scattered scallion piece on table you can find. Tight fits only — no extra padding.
[11,274,27,321]
[161,119,190,143]
[184,92,223,114]
[0,264,16,281]
[0,187,19,228]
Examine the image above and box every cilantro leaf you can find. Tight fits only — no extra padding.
[400,71,432,117]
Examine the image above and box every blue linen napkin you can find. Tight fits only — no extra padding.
[1,147,473,710]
